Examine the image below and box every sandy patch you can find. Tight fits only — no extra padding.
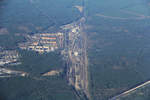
[18,26,31,33]
[36,26,43,31]
[0,28,9,35]
[74,5,83,13]
[42,70,61,76]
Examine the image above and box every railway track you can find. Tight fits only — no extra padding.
[63,0,90,99]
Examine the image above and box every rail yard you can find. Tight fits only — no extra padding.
[62,6,90,100]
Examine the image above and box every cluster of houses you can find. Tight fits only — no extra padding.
[0,49,20,66]
[0,32,65,77]
[0,32,65,67]
[19,32,64,53]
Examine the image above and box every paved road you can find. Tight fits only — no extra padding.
[110,80,150,100]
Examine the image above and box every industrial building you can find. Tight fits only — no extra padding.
[19,32,64,53]
[0,50,20,66]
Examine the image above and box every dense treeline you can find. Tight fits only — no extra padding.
[0,77,77,100]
